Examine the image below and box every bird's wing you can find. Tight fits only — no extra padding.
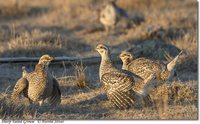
[126,60,158,94]
[101,71,134,92]
[101,71,135,109]
[133,72,156,95]
[108,90,135,109]
[48,78,61,106]
[128,58,160,79]
[11,77,28,100]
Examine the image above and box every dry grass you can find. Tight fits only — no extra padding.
[0,0,30,18]
[0,0,198,120]
[6,29,63,57]
[74,63,89,88]
[0,80,198,120]
[149,81,198,119]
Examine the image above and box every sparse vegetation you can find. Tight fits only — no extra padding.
[149,81,198,119]
[74,63,89,88]
[0,0,197,120]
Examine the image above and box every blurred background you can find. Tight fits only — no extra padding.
[0,0,197,57]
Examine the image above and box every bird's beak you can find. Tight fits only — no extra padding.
[95,45,99,51]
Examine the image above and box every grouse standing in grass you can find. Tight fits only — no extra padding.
[11,54,61,106]
[96,43,155,109]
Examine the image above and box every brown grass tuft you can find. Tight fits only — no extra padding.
[8,29,62,50]
[74,63,89,88]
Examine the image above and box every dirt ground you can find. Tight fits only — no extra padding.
[0,0,198,120]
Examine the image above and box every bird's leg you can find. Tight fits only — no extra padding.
[158,99,169,119]
[162,100,168,119]
[162,92,169,119]
[155,98,167,119]
[154,98,162,117]
[159,100,166,119]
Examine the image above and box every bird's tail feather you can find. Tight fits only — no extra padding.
[109,91,135,109]
[48,79,61,106]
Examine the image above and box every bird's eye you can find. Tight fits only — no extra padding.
[124,54,128,57]
[100,46,106,49]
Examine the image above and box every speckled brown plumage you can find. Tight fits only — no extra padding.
[11,54,61,106]
[96,44,155,109]
[119,51,183,85]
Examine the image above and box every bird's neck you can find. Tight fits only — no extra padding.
[122,62,128,70]
[35,64,48,74]
[100,54,114,79]
[122,59,132,70]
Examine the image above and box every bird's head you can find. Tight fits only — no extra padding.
[119,51,134,64]
[95,43,110,57]
[38,54,54,65]
[22,66,26,71]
